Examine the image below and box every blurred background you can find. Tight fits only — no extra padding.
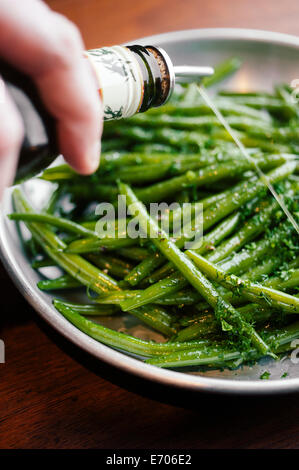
[45,0,299,49]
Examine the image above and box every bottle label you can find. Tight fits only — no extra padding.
[86,46,144,120]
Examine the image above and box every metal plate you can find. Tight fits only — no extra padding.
[1,28,299,395]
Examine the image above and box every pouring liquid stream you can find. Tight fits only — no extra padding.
[197,85,299,235]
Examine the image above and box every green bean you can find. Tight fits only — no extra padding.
[248,126,299,144]
[69,158,263,206]
[201,162,295,231]
[132,143,176,154]
[134,170,197,203]
[37,274,82,291]
[202,57,242,88]
[65,216,136,254]
[42,185,64,214]
[53,299,210,357]
[195,264,299,313]
[183,165,260,208]
[168,201,204,229]
[244,257,285,282]
[13,190,180,337]
[219,91,273,98]
[146,198,266,284]
[67,183,118,202]
[95,290,137,304]
[275,85,298,118]
[158,291,201,306]
[111,124,207,150]
[102,150,233,169]
[219,222,294,276]
[156,259,299,309]
[173,303,274,342]
[263,269,299,291]
[104,151,221,167]
[126,212,241,287]
[218,94,298,118]
[101,137,132,153]
[124,202,206,286]
[113,124,292,154]
[205,198,280,263]
[85,253,133,279]
[134,154,288,204]
[124,221,295,311]
[130,305,177,336]
[24,236,41,258]
[152,127,226,148]
[170,194,225,225]
[118,182,273,356]
[9,212,100,239]
[128,113,273,134]
[240,135,291,153]
[12,189,120,295]
[101,151,189,168]
[96,287,207,308]
[40,164,77,181]
[80,217,129,232]
[87,299,177,336]
[99,161,195,185]
[117,246,149,261]
[145,194,286,285]
[149,345,247,368]
[96,289,202,306]
[187,251,299,314]
[58,301,119,316]
[146,99,272,121]
[195,226,298,310]
[108,125,156,143]
[66,236,136,254]
[241,245,299,283]
[100,157,236,185]
[79,220,97,230]
[146,321,299,368]
[31,257,55,269]
[172,315,217,341]
[41,153,165,183]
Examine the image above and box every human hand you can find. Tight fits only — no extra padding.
[0,0,102,198]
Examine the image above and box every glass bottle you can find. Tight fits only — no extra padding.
[0,45,213,182]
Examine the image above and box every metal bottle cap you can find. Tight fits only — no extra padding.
[153,46,214,103]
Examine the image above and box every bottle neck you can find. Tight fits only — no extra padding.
[86,44,173,120]
[126,45,171,111]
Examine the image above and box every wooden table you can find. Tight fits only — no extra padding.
[1,0,299,449]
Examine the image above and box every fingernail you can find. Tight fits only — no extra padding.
[88,139,101,172]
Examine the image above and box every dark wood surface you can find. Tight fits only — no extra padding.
[1,0,299,450]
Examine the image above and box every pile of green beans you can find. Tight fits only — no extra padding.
[10,57,299,371]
